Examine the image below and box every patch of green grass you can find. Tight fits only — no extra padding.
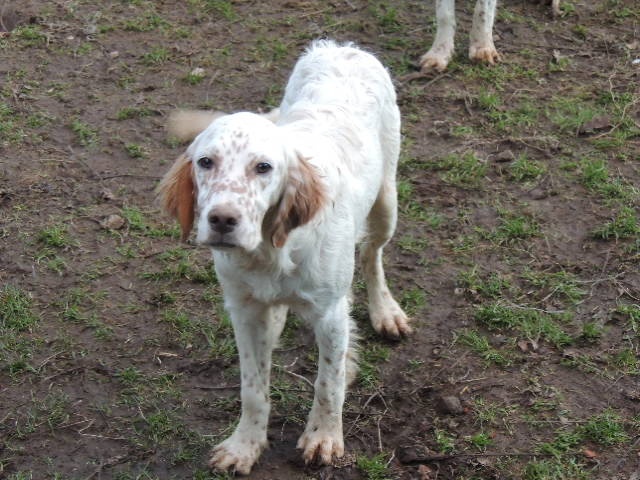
[521,269,586,304]
[142,47,170,66]
[397,235,429,254]
[490,101,540,133]
[70,118,99,147]
[434,428,456,453]
[510,154,547,182]
[270,376,310,418]
[400,287,427,316]
[194,0,237,20]
[548,96,598,134]
[161,307,235,356]
[125,143,147,158]
[467,431,493,450]
[141,247,216,284]
[615,303,640,333]
[57,288,112,340]
[457,268,511,299]
[0,102,25,144]
[37,223,72,248]
[456,329,511,366]
[13,25,47,46]
[475,303,573,348]
[489,212,540,244]
[434,152,487,188]
[592,206,639,240]
[581,409,629,445]
[580,157,637,201]
[523,457,589,480]
[609,348,638,373]
[538,429,582,457]
[358,343,390,389]
[22,391,71,434]
[473,398,516,428]
[1,285,38,332]
[370,2,401,33]
[116,106,153,120]
[0,284,41,379]
[123,12,170,32]
[356,452,392,480]
[581,321,603,342]
[397,180,441,224]
[121,206,179,238]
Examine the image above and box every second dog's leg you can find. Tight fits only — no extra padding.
[469,0,500,64]
[420,0,456,72]
[209,303,287,475]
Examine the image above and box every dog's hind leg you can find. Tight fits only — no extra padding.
[361,181,412,338]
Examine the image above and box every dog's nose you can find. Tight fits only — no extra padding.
[208,208,240,234]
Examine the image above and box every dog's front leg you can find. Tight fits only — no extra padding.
[297,297,351,465]
[209,303,286,475]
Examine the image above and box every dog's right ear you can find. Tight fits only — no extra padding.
[156,154,196,242]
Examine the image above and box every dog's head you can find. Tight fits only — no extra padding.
[157,112,325,251]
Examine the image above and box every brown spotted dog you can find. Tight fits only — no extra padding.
[158,40,410,475]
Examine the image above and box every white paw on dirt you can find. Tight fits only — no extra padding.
[420,48,453,72]
[297,428,345,465]
[208,434,266,475]
[370,300,412,338]
[469,43,501,65]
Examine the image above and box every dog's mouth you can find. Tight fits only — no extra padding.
[197,233,238,249]
[208,241,237,249]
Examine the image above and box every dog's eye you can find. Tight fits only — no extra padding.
[256,162,272,174]
[197,157,214,170]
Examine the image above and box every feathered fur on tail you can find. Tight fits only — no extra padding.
[166,110,226,142]
[166,108,281,143]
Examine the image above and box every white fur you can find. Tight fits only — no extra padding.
[163,40,411,474]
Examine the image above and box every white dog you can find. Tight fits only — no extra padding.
[421,0,561,72]
[158,40,411,474]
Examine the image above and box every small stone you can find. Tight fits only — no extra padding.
[436,395,464,415]
[102,214,125,230]
[100,188,115,201]
[109,50,120,59]
[190,67,205,77]
[493,150,515,163]
[397,445,434,464]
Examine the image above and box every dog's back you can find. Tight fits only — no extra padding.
[279,41,398,132]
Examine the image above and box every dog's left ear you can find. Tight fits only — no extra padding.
[156,154,197,242]
[271,151,326,248]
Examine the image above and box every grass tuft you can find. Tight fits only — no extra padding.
[1,285,38,332]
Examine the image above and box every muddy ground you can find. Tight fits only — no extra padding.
[1,0,639,479]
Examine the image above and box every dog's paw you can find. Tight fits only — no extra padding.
[209,434,266,475]
[419,48,452,73]
[297,428,345,465]
[469,43,501,65]
[370,300,412,339]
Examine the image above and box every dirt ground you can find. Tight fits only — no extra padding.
[1,1,639,479]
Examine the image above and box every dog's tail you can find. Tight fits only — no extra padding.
[167,108,281,143]
[167,110,226,142]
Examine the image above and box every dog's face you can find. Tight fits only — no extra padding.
[158,112,325,251]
